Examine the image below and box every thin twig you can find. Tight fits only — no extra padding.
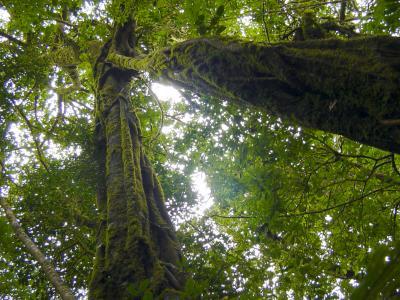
[0,30,26,46]
[41,94,64,147]
[262,1,271,43]
[391,153,400,177]
[9,100,50,172]
[208,214,255,219]
[282,187,393,217]
[148,87,164,143]
[54,18,77,29]
[393,200,400,241]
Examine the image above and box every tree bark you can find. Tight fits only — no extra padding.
[108,36,400,154]
[88,35,184,298]
[0,197,75,300]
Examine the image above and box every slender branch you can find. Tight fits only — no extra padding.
[165,113,187,124]
[262,1,344,15]
[0,160,22,189]
[282,187,393,217]
[10,101,50,172]
[393,200,400,241]
[148,87,164,143]
[262,1,271,43]
[208,214,255,219]
[0,29,25,46]
[339,0,347,23]
[54,18,77,29]
[306,133,390,162]
[41,94,64,146]
[70,99,93,111]
[0,197,75,300]
[380,119,400,126]
[391,153,400,177]
[280,27,298,40]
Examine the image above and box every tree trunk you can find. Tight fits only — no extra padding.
[108,36,400,153]
[88,39,184,299]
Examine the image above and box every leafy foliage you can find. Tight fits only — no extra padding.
[0,0,399,299]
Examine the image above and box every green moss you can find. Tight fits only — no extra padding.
[90,57,184,298]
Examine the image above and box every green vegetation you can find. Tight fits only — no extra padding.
[0,0,399,299]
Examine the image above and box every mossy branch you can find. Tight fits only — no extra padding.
[108,36,400,154]
[107,51,154,73]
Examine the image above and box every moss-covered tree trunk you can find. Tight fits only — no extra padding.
[109,36,400,153]
[88,25,184,299]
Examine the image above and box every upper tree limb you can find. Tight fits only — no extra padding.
[107,36,400,154]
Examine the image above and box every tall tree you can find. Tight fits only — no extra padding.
[0,0,399,298]
[89,21,184,298]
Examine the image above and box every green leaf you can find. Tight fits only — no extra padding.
[216,5,224,17]
[197,24,208,35]
[215,25,226,35]
[195,14,205,26]
[143,290,153,300]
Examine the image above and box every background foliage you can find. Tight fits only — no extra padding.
[0,0,400,298]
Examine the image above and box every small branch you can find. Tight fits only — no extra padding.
[70,99,93,112]
[280,27,298,40]
[0,197,75,300]
[41,93,64,146]
[380,119,400,126]
[73,209,97,229]
[339,0,347,23]
[282,187,392,217]
[10,99,50,172]
[391,153,400,177]
[165,113,187,124]
[0,160,22,189]
[148,87,164,143]
[54,18,77,29]
[393,200,400,241]
[208,214,255,219]
[305,132,390,162]
[262,1,271,43]
[339,0,347,24]
[0,30,26,46]
[33,140,50,172]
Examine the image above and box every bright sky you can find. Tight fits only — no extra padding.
[151,83,214,216]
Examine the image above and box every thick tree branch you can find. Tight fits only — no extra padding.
[0,197,75,300]
[107,36,400,154]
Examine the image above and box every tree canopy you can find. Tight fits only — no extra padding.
[0,0,400,299]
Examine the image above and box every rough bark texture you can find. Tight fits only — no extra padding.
[108,36,400,154]
[88,37,184,299]
[0,197,75,300]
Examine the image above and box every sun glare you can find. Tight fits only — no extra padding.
[151,83,215,216]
